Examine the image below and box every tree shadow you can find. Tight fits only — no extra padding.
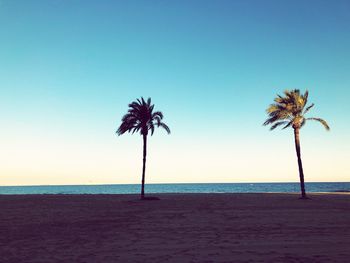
[141,196,160,201]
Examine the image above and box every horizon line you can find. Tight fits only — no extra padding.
[1,181,349,187]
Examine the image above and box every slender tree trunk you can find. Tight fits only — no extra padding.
[293,128,307,199]
[141,134,147,199]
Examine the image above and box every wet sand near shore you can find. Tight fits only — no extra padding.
[1,193,349,262]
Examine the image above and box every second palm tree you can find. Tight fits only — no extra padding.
[264,90,329,199]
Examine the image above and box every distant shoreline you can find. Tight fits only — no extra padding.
[1,182,349,195]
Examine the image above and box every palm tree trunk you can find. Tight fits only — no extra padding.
[293,128,307,198]
[141,134,147,199]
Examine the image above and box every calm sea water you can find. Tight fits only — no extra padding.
[0,182,349,195]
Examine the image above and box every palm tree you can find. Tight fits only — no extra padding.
[117,97,170,199]
[263,90,329,199]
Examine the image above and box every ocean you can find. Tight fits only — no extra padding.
[0,182,349,195]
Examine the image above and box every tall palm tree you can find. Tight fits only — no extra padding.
[117,97,170,199]
[263,90,330,199]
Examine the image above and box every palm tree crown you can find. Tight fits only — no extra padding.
[117,97,170,136]
[263,89,330,131]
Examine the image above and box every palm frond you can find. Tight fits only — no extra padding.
[152,111,163,119]
[147,97,151,106]
[306,117,330,130]
[158,122,171,134]
[269,121,288,130]
[149,122,155,135]
[131,126,141,135]
[303,90,309,104]
[303,103,314,115]
[282,121,293,129]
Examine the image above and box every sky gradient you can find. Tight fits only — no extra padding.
[1,0,349,185]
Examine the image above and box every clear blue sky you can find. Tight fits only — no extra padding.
[1,0,349,185]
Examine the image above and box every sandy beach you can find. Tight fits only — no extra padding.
[0,193,349,262]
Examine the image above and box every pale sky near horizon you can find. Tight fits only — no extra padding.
[1,0,349,186]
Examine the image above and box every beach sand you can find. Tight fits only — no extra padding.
[0,193,349,262]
